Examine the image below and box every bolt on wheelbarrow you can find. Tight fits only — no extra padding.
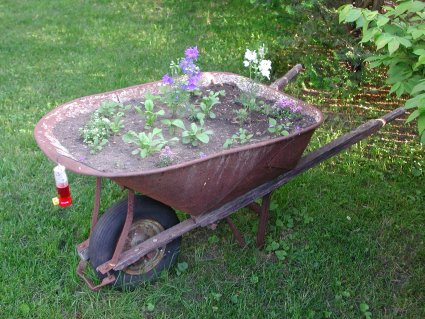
[34,65,406,290]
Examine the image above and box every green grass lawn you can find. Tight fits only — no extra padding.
[0,0,424,318]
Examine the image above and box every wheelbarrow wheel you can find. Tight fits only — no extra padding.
[88,195,181,289]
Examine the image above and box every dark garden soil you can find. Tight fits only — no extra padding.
[54,83,317,173]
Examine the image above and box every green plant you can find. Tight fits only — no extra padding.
[109,112,125,134]
[237,44,273,112]
[123,128,176,158]
[80,100,127,153]
[360,303,372,319]
[199,90,225,119]
[236,90,259,112]
[223,128,254,149]
[339,1,425,143]
[161,118,186,135]
[176,261,188,276]
[80,113,111,153]
[135,98,165,127]
[268,117,289,136]
[233,108,250,124]
[181,122,213,146]
[97,100,126,118]
[156,146,176,167]
[161,47,201,118]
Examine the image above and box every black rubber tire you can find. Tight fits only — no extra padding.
[88,195,181,289]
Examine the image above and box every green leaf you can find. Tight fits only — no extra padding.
[275,250,287,261]
[421,131,425,144]
[376,15,389,27]
[177,261,188,272]
[122,131,136,143]
[405,94,425,109]
[146,303,155,312]
[416,55,425,67]
[389,82,401,94]
[388,38,400,55]
[411,81,425,95]
[144,99,154,110]
[413,49,425,56]
[408,1,425,13]
[250,274,259,284]
[161,119,171,125]
[376,33,393,50]
[197,133,210,144]
[360,303,370,313]
[152,127,162,135]
[345,8,362,23]
[173,119,186,130]
[361,28,378,43]
[406,110,420,123]
[393,1,412,17]
[363,9,378,21]
[338,4,353,23]
[397,36,412,48]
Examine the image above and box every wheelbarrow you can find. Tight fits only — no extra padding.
[34,66,405,290]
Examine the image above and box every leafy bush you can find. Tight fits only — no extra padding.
[339,1,425,143]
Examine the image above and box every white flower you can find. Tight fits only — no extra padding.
[244,49,257,63]
[243,60,250,67]
[259,59,272,79]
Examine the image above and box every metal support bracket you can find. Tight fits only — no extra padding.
[97,189,135,274]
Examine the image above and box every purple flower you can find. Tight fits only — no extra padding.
[181,72,201,91]
[275,98,302,113]
[199,152,207,158]
[159,146,175,159]
[179,58,199,76]
[162,74,174,85]
[185,46,199,60]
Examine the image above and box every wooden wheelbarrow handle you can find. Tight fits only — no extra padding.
[270,64,303,91]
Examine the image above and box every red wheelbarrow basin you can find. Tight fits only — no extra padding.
[34,72,324,216]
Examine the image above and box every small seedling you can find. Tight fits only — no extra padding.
[80,100,128,153]
[233,108,249,124]
[223,128,253,149]
[182,122,213,147]
[360,303,372,319]
[198,90,224,119]
[109,112,125,134]
[161,118,186,135]
[123,128,176,158]
[80,114,111,153]
[268,118,289,136]
[176,261,188,276]
[97,100,126,118]
[135,98,165,127]
[236,91,258,111]
[157,146,175,167]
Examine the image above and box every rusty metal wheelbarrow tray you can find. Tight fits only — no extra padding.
[34,70,324,216]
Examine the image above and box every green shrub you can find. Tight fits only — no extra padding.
[339,1,425,143]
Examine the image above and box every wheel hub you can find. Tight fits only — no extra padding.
[122,219,165,276]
